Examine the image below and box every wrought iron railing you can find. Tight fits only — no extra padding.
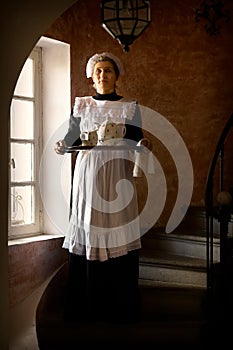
[205,112,233,321]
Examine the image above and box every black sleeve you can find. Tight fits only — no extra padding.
[63,107,81,147]
[125,103,144,145]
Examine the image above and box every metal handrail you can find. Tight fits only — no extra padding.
[205,112,233,293]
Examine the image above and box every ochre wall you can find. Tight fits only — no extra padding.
[44,0,233,226]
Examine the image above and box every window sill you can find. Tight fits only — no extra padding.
[8,233,64,246]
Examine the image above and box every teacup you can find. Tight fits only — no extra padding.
[80,130,98,146]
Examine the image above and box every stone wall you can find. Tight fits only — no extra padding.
[8,238,67,307]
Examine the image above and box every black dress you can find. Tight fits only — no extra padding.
[63,91,143,323]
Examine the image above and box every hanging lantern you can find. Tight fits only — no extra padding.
[101,0,151,52]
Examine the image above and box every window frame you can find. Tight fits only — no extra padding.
[9,36,71,241]
[9,47,43,239]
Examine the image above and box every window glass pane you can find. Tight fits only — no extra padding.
[11,143,34,182]
[120,19,136,35]
[14,58,34,98]
[10,99,34,139]
[11,185,35,226]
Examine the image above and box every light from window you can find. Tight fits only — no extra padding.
[10,49,41,237]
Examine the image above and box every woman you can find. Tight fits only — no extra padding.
[55,52,149,323]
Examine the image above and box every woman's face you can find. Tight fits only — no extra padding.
[92,60,118,94]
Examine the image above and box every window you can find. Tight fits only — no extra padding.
[10,48,42,238]
[9,37,71,240]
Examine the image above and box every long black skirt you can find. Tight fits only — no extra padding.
[64,249,141,323]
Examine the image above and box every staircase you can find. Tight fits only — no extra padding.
[139,203,222,288]
[139,229,216,289]
[36,208,217,348]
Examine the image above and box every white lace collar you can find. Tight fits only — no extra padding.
[73,96,137,133]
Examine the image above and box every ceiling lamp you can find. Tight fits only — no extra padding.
[101,0,151,52]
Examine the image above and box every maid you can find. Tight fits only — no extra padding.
[55,52,150,323]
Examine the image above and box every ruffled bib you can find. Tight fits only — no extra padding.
[73,96,137,133]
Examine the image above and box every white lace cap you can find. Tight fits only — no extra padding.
[86,52,125,78]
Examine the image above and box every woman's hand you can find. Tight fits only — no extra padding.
[54,139,66,155]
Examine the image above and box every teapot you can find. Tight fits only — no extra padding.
[97,121,126,144]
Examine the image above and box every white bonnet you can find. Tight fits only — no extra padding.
[86,52,125,78]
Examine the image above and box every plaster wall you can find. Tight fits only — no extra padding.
[0,1,77,349]
[45,0,233,223]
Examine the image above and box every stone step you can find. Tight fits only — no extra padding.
[141,229,220,260]
[36,264,207,347]
[138,281,206,321]
[138,229,215,288]
[139,250,207,288]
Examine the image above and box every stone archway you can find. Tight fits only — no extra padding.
[0,2,76,348]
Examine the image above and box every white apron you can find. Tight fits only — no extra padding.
[62,96,141,261]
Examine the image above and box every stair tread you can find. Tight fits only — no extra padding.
[37,283,206,331]
[139,278,206,290]
[37,321,205,347]
[36,263,207,348]
[140,248,207,269]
